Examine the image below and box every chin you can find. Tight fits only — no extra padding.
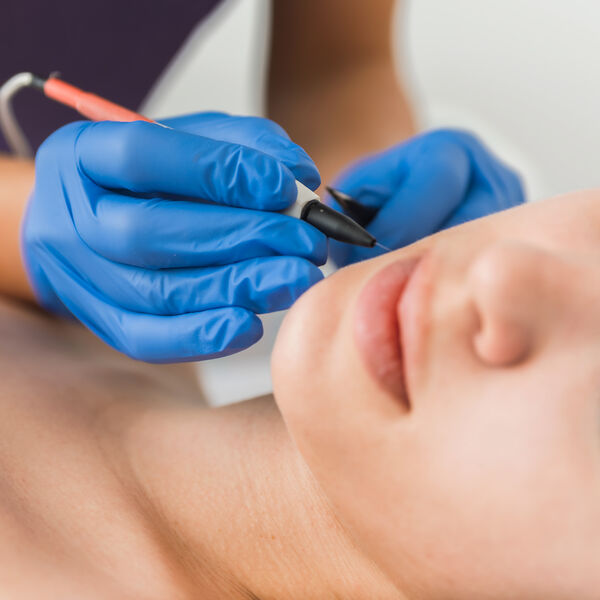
[273,259,375,441]
[273,272,336,407]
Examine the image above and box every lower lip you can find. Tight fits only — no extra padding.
[354,257,420,407]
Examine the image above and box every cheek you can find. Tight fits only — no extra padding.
[273,255,406,450]
[272,265,357,418]
[379,379,600,599]
[273,278,399,470]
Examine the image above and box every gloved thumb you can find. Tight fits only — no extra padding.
[328,133,471,265]
[366,137,471,249]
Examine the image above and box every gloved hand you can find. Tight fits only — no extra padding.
[328,129,525,266]
[22,112,326,362]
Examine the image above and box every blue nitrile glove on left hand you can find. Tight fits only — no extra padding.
[23,112,326,362]
[329,129,525,266]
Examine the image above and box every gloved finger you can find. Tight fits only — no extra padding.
[330,135,471,265]
[41,256,263,361]
[72,188,328,268]
[441,129,525,207]
[161,113,321,191]
[64,249,324,315]
[329,129,524,217]
[442,185,523,230]
[75,120,315,211]
[325,131,473,220]
[326,143,408,214]
[370,136,471,245]
[437,131,525,227]
[161,112,290,138]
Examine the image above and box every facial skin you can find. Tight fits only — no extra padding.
[273,191,600,599]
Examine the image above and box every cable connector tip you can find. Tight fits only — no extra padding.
[29,73,47,90]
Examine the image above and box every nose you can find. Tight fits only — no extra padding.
[468,241,572,366]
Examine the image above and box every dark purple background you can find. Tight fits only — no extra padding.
[1,0,222,152]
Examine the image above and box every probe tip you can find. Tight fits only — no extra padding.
[375,242,392,252]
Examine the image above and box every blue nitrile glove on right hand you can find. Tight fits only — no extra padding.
[22,113,326,362]
[329,129,525,266]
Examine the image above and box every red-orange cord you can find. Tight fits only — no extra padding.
[43,78,155,124]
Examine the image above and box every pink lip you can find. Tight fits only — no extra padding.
[354,256,421,407]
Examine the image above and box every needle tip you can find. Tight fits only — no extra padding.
[375,242,392,252]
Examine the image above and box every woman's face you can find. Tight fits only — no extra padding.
[273,191,600,599]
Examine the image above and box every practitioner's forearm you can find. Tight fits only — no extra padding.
[268,0,416,187]
[269,61,416,187]
[0,155,36,302]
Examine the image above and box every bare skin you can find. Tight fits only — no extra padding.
[0,156,35,300]
[0,298,401,599]
[273,191,600,599]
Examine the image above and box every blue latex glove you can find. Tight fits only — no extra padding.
[328,129,525,266]
[22,112,326,362]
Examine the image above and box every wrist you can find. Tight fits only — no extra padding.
[0,156,37,303]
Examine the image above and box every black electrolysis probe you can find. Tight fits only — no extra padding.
[325,186,379,227]
[324,186,392,251]
[289,182,379,248]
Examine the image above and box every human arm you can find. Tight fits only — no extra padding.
[268,0,416,189]
[0,154,35,302]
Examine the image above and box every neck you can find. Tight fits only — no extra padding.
[125,395,402,599]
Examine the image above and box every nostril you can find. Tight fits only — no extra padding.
[468,242,537,367]
[473,316,531,366]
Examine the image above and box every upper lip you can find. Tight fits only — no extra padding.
[353,254,424,409]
